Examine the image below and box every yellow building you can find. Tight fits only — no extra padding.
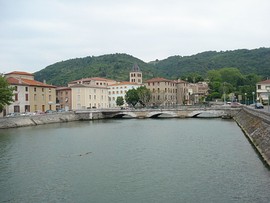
[5,71,56,114]
[69,77,116,110]
[144,77,177,107]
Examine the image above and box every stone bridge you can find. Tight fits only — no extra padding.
[75,107,241,120]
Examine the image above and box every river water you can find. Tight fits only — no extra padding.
[0,119,270,203]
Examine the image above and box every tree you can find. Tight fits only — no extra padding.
[0,76,14,112]
[137,86,151,107]
[125,88,139,107]
[116,96,124,107]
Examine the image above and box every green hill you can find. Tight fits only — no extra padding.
[153,48,270,79]
[34,53,158,86]
[34,48,270,86]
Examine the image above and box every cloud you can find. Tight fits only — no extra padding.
[0,0,270,73]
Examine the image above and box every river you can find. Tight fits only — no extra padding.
[0,119,270,203]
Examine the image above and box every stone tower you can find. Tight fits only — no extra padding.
[129,63,142,84]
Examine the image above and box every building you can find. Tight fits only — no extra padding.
[256,79,270,104]
[144,77,177,107]
[108,82,142,108]
[185,82,209,105]
[56,87,72,111]
[4,71,56,114]
[175,79,189,105]
[130,63,142,84]
[68,77,116,110]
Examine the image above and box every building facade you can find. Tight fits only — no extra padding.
[69,77,116,110]
[144,78,177,107]
[108,82,142,108]
[256,79,270,104]
[5,71,56,114]
[56,87,72,111]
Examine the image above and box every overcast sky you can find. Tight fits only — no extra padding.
[1,0,269,73]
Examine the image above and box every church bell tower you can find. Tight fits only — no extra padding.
[129,63,142,84]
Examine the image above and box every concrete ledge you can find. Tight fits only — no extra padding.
[234,107,270,167]
[0,112,79,129]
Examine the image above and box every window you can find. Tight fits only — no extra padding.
[49,95,51,101]
[15,93,18,101]
[42,94,45,101]
[89,95,91,99]
[14,86,18,91]
[34,94,37,101]
[25,87,28,92]
[14,105,20,113]
[25,105,30,112]
[34,87,37,92]
[25,94,28,101]
[42,88,44,92]
[257,85,261,89]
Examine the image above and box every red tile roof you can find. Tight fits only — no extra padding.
[258,79,270,84]
[69,77,115,84]
[145,77,174,83]
[5,71,34,76]
[109,81,140,86]
[90,77,116,82]
[6,77,56,88]
[56,87,71,91]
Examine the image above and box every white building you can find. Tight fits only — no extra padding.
[256,79,270,104]
[108,82,142,108]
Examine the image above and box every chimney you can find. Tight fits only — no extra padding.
[43,80,46,84]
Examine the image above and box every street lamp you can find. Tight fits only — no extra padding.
[252,92,255,104]
[267,87,270,112]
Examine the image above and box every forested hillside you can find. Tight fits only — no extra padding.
[153,48,270,79]
[34,54,158,86]
[34,48,270,86]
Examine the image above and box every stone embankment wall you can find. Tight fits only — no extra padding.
[0,112,79,129]
[234,107,270,167]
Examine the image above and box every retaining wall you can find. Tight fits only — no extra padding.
[234,107,270,167]
[0,112,79,129]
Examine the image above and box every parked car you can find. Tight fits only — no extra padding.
[230,102,242,108]
[255,103,264,109]
[6,113,20,117]
[45,110,56,114]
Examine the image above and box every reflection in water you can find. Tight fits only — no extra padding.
[0,119,270,203]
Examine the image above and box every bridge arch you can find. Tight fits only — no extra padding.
[146,111,177,118]
[111,112,137,118]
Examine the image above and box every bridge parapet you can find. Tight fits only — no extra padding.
[74,107,242,119]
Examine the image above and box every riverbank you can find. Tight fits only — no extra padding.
[234,107,270,167]
[0,112,79,129]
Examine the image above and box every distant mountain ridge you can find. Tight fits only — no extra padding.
[34,48,270,86]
